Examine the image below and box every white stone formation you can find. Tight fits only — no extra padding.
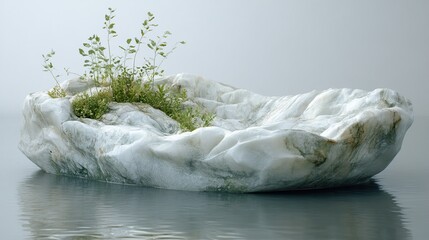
[19,74,413,192]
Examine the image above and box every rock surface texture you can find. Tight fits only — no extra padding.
[19,74,413,192]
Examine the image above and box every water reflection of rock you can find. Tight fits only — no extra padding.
[19,171,410,240]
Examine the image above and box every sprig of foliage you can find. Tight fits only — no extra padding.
[145,30,186,85]
[131,11,157,75]
[103,8,118,72]
[79,34,110,86]
[42,50,66,98]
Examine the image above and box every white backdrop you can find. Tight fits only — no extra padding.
[1,0,428,116]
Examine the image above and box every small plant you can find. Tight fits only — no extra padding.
[42,50,66,98]
[43,8,214,131]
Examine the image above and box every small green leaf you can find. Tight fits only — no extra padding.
[79,48,86,56]
[126,38,132,44]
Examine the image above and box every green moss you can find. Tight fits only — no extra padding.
[111,71,143,103]
[47,85,66,98]
[72,90,112,119]
[111,70,214,131]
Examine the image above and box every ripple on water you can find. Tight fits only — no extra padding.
[18,171,411,240]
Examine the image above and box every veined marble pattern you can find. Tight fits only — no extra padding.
[19,74,413,192]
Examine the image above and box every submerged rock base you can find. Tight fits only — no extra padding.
[19,74,413,192]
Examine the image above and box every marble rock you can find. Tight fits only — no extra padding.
[19,74,413,192]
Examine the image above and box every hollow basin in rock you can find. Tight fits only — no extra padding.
[19,74,414,192]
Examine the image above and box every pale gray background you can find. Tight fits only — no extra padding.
[0,1,428,239]
[0,0,428,116]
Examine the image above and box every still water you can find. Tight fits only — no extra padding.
[1,114,428,239]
